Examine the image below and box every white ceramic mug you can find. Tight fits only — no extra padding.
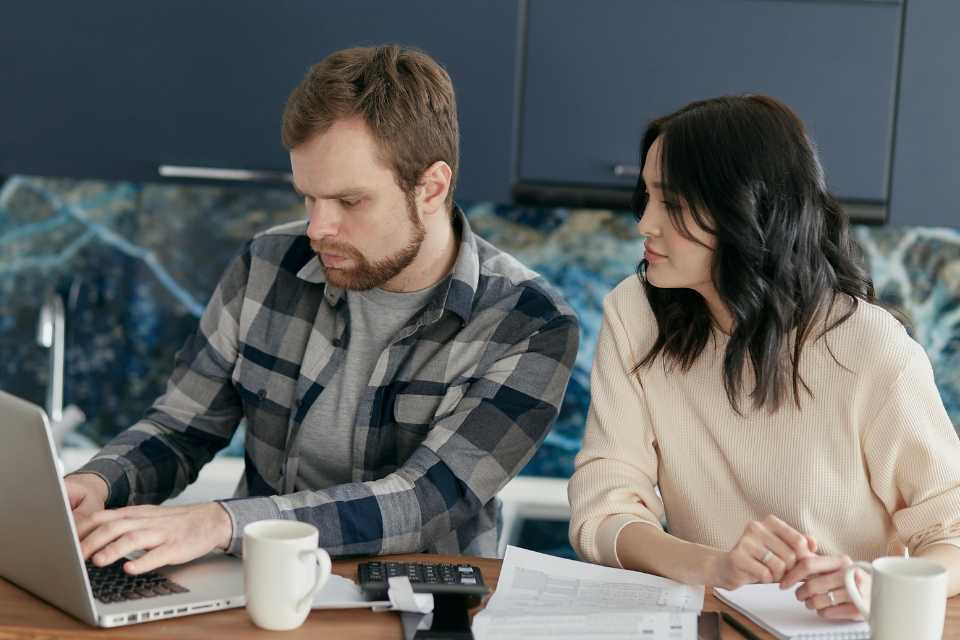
[843,556,947,640]
[242,520,332,630]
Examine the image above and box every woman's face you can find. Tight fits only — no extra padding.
[635,136,717,295]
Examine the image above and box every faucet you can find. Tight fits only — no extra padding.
[37,290,85,449]
[37,292,65,423]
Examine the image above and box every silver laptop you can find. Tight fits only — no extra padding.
[0,390,245,627]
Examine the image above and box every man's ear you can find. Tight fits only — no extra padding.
[416,161,452,216]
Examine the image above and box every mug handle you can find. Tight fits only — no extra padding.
[296,548,332,615]
[843,561,873,621]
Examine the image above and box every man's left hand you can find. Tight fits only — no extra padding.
[782,554,869,621]
[76,502,233,574]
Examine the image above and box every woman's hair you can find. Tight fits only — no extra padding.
[632,95,876,413]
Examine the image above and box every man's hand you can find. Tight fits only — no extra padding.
[707,515,817,590]
[77,502,233,575]
[64,473,109,520]
[783,554,868,621]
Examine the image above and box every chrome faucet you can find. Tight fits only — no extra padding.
[37,291,85,449]
[37,292,65,423]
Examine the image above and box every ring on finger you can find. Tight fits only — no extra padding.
[761,549,775,564]
[827,590,837,606]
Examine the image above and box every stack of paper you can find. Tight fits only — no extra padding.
[472,546,704,640]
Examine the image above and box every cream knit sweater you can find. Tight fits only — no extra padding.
[569,275,960,568]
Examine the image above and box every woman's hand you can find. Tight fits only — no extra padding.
[784,555,869,621]
[707,515,817,590]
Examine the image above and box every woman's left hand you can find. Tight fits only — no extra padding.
[781,555,869,621]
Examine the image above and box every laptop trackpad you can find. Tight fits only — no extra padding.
[160,552,244,600]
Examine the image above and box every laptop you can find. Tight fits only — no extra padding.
[0,390,245,627]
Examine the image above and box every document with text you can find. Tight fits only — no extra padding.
[472,546,704,640]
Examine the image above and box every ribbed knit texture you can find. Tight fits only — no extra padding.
[569,276,960,567]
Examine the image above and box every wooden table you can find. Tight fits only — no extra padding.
[1,554,958,639]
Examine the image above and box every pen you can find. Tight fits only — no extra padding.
[720,611,763,640]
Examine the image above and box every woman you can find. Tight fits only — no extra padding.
[568,95,960,620]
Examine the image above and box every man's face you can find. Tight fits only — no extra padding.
[291,117,425,291]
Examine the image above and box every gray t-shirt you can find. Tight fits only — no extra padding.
[295,283,439,491]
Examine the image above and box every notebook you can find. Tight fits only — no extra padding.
[714,584,870,640]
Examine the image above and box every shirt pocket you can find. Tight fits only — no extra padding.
[391,384,468,464]
[393,384,467,430]
[231,353,297,455]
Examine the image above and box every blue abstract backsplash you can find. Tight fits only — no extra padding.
[2,176,959,483]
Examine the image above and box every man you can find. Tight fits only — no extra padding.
[66,45,579,574]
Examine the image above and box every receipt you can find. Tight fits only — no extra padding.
[311,574,433,614]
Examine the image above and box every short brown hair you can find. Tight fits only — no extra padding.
[282,44,459,209]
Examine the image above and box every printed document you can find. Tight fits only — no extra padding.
[472,546,704,640]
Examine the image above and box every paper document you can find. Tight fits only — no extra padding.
[472,546,704,640]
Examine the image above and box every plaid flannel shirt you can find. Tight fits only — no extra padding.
[78,208,579,557]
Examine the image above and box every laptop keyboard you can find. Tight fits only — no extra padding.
[86,560,189,604]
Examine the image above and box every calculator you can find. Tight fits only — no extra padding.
[357,561,490,606]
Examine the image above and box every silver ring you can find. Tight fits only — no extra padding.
[827,590,837,606]
[761,549,775,564]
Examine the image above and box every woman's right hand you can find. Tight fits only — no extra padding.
[707,515,817,590]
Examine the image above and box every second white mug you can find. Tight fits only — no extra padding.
[242,520,332,631]
[843,555,947,640]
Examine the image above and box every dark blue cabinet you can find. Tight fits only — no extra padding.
[0,1,518,204]
[517,0,903,219]
[889,0,960,228]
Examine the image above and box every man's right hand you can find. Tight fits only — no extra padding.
[64,473,110,522]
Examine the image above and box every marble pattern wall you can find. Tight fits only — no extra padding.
[2,176,959,483]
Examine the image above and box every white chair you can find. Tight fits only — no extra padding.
[497,475,570,558]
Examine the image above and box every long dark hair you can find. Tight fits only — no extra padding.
[632,95,876,413]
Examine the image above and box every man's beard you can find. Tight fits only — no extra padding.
[316,195,426,291]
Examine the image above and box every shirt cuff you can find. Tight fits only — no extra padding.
[914,536,960,557]
[597,514,659,569]
[70,457,132,508]
[903,519,960,556]
[217,496,283,555]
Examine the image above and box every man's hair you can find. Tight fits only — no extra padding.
[282,44,459,209]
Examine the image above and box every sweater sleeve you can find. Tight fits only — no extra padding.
[863,341,960,555]
[568,285,664,566]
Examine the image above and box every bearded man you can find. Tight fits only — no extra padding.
[65,45,579,573]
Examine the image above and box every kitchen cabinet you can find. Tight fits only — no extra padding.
[516,0,903,221]
[0,1,518,203]
[889,0,960,228]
